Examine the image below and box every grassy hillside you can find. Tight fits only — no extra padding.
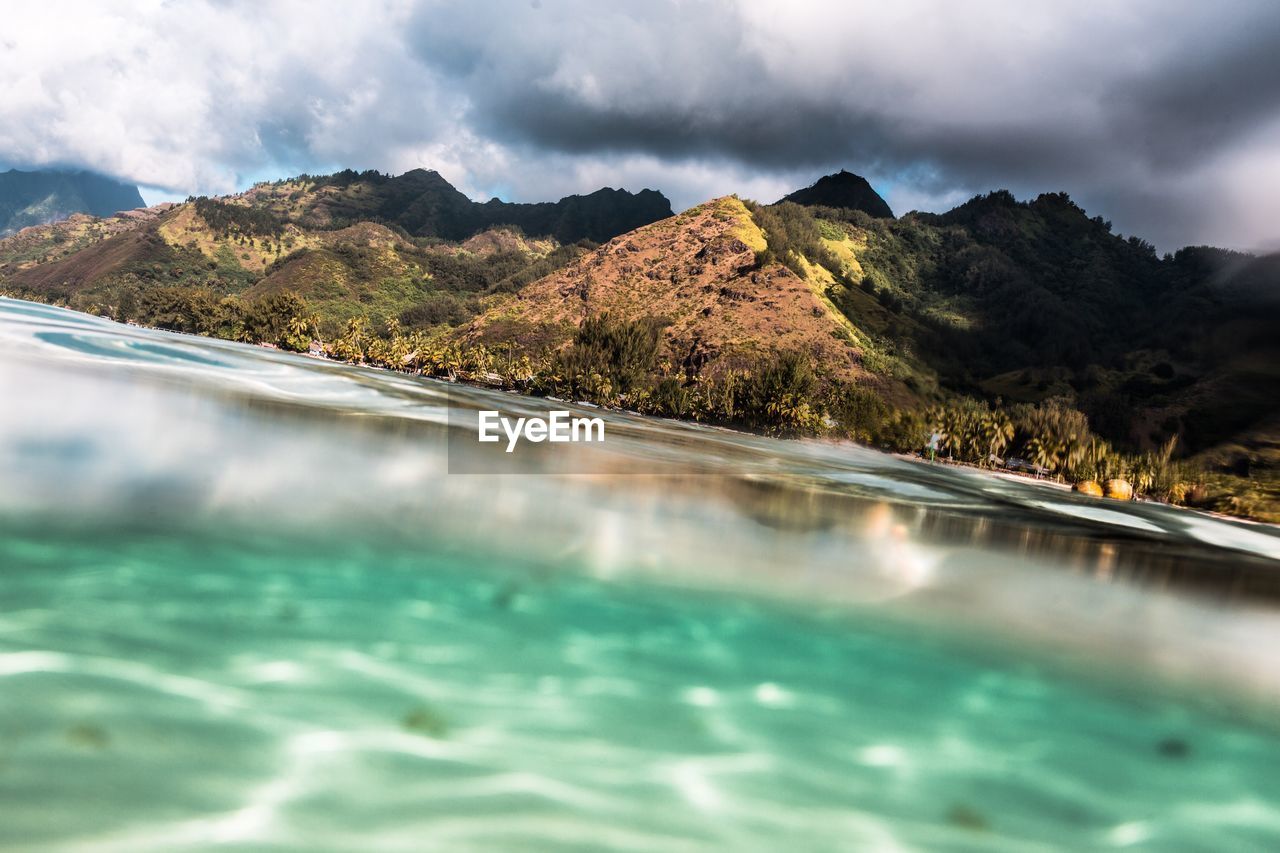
[428,196,932,434]
[0,206,171,274]
[0,169,629,338]
[241,222,558,335]
[465,196,880,387]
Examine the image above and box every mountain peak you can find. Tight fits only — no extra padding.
[780,171,893,218]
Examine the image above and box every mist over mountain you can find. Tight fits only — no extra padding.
[0,169,144,236]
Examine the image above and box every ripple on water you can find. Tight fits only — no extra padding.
[33,330,236,369]
[1,528,1279,850]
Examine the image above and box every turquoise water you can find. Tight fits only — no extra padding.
[3,298,1280,851]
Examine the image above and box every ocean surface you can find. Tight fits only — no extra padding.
[2,296,1280,851]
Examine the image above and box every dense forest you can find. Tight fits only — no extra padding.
[738,193,1279,518]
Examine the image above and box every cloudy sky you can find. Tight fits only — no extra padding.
[3,0,1279,251]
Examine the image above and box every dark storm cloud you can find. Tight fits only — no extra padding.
[403,0,1280,250]
[1107,13,1280,170]
[408,0,883,167]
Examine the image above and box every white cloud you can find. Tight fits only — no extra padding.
[1,0,434,191]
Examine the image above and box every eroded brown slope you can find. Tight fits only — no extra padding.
[466,197,871,383]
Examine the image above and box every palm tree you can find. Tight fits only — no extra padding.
[981,411,1014,466]
[332,317,369,362]
[286,314,311,342]
[1024,436,1062,477]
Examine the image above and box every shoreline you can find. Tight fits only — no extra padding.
[891,448,1279,529]
[890,452,1074,492]
[4,295,1274,529]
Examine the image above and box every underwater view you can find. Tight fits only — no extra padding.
[3,297,1280,852]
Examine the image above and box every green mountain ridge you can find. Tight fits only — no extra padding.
[243,168,673,244]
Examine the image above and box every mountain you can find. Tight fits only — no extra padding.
[0,169,145,236]
[752,186,1280,446]
[0,167,662,335]
[780,170,893,218]
[2,167,1276,519]
[242,168,673,244]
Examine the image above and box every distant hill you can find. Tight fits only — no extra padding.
[0,169,144,236]
[243,168,673,244]
[780,170,893,218]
